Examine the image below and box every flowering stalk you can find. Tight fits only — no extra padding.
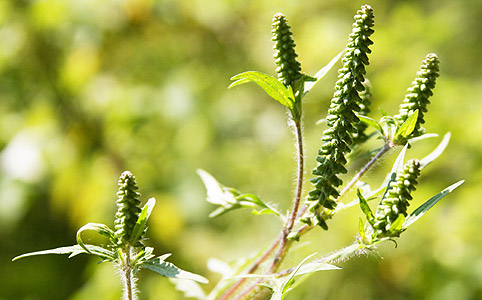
[372,159,421,239]
[395,53,440,140]
[306,4,374,229]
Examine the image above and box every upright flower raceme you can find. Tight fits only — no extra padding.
[372,159,421,238]
[395,53,440,139]
[115,171,143,246]
[305,5,374,229]
[272,13,302,89]
[352,79,372,145]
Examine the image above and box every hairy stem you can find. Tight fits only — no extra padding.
[121,248,136,300]
[338,143,391,200]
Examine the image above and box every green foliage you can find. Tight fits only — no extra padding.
[13,171,207,299]
[5,2,475,300]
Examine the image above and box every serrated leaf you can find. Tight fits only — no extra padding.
[420,132,450,170]
[229,71,294,109]
[142,257,209,284]
[130,198,156,245]
[357,189,374,224]
[358,115,383,134]
[395,110,419,139]
[12,244,117,262]
[303,50,343,95]
[403,180,464,229]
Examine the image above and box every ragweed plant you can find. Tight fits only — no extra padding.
[13,171,207,300]
[191,5,463,300]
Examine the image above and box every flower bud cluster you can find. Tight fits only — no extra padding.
[272,13,302,88]
[373,159,421,238]
[306,5,374,228]
[114,171,142,246]
[395,53,440,138]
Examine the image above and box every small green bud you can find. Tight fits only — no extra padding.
[395,53,440,138]
[114,171,142,246]
[272,13,302,87]
[373,159,421,238]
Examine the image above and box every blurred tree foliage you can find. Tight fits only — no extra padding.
[1,0,481,299]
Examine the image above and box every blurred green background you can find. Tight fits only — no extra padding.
[1,0,481,299]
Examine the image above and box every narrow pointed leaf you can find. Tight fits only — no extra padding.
[304,50,344,95]
[403,180,464,229]
[229,71,294,109]
[357,189,374,224]
[358,115,383,134]
[380,145,408,203]
[388,214,405,234]
[395,110,419,139]
[130,197,156,244]
[358,217,366,240]
[142,257,209,284]
[420,132,451,169]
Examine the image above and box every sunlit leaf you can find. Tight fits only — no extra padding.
[76,223,117,255]
[395,110,419,140]
[303,50,344,95]
[130,197,156,245]
[420,132,451,169]
[12,244,117,262]
[229,71,294,109]
[357,189,374,225]
[403,180,464,229]
[358,115,383,134]
[142,257,209,284]
[380,144,408,204]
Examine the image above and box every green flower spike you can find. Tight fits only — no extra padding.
[272,13,302,88]
[373,159,421,238]
[115,171,143,246]
[352,79,372,145]
[306,5,374,228]
[395,53,440,139]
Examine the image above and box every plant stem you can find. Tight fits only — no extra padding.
[338,143,391,200]
[121,247,136,300]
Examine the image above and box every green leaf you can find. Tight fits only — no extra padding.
[420,132,450,170]
[12,244,117,262]
[403,180,464,229]
[76,223,117,255]
[357,189,374,225]
[130,197,156,245]
[170,278,207,300]
[388,214,405,234]
[142,257,209,284]
[380,144,408,204]
[303,50,344,95]
[358,115,383,134]
[395,110,419,140]
[197,169,282,219]
[229,71,294,109]
[358,217,366,240]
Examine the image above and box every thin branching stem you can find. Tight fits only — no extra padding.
[338,143,392,200]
